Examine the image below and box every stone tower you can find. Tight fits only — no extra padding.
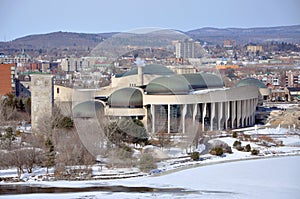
[30,74,53,132]
[137,66,143,86]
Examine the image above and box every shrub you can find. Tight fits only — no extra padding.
[232,132,237,138]
[251,149,260,155]
[210,140,231,155]
[191,152,200,161]
[139,153,157,172]
[233,140,242,148]
[210,147,224,156]
[15,130,22,137]
[119,144,134,159]
[245,144,251,152]
[233,140,244,151]
[236,145,244,151]
[54,116,74,129]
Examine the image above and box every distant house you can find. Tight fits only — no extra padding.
[285,87,300,101]
[270,89,286,102]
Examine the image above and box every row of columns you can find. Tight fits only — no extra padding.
[149,98,258,133]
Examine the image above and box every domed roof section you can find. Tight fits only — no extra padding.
[115,64,174,78]
[145,75,191,95]
[182,73,224,89]
[236,78,267,88]
[73,100,104,118]
[108,87,143,108]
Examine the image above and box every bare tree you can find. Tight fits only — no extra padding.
[10,149,26,179]
[156,131,171,150]
[23,148,44,173]
[182,119,203,153]
[138,153,157,172]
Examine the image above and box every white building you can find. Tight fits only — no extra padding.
[73,64,260,133]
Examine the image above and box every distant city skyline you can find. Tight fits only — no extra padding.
[1,0,300,41]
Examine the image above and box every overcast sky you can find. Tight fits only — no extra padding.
[1,0,299,41]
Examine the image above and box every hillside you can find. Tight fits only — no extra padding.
[186,25,300,44]
[12,31,105,48]
[0,25,299,54]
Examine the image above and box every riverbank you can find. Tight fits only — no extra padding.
[1,155,299,199]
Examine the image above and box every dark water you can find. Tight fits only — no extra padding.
[0,184,198,195]
[0,184,237,197]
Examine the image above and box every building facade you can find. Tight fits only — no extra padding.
[174,39,200,59]
[247,45,263,52]
[286,70,299,87]
[73,64,259,133]
[0,63,16,96]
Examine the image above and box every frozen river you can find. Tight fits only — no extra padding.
[1,156,300,199]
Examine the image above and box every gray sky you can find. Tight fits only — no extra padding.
[1,0,299,41]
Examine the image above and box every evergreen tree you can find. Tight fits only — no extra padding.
[18,98,25,112]
[45,137,55,174]
[4,127,15,150]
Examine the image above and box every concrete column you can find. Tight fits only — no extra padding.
[182,104,187,134]
[245,100,248,126]
[202,103,207,131]
[231,101,236,129]
[142,107,148,131]
[252,99,256,124]
[192,104,198,124]
[237,100,242,128]
[217,102,223,130]
[254,98,258,125]
[151,104,155,134]
[241,100,246,127]
[253,98,257,125]
[249,99,253,126]
[224,101,230,129]
[254,98,257,124]
[167,104,170,134]
[247,99,251,126]
[210,102,215,131]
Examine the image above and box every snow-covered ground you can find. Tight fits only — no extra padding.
[1,126,300,198]
[1,156,299,199]
[244,127,292,135]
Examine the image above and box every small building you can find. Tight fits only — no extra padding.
[285,87,300,101]
[247,45,263,53]
[269,89,286,102]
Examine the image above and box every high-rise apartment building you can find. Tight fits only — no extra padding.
[0,63,16,96]
[286,70,299,87]
[174,39,199,59]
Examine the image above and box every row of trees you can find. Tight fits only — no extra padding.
[0,92,207,176]
[0,93,31,123]
[0,99,96,180]
[0,129,53,178]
